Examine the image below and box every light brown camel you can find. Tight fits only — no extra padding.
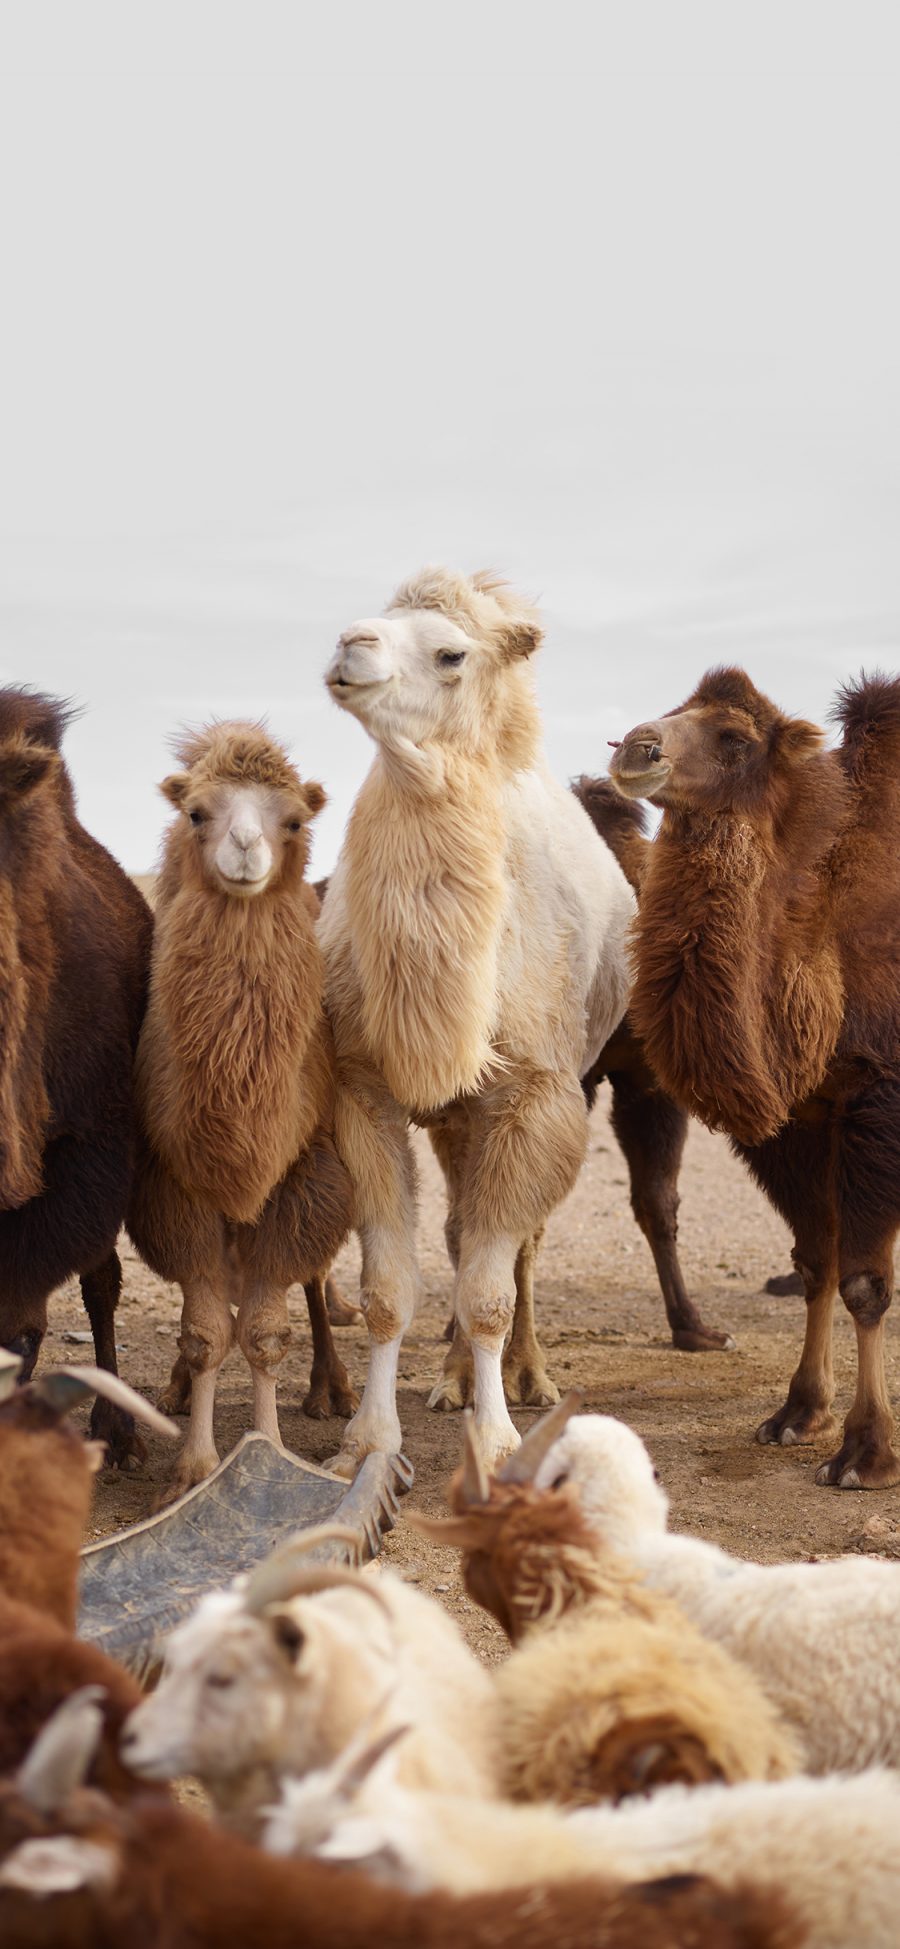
[127,723,355,1501]
[320,569,636,1472]
[610,667,900,1490]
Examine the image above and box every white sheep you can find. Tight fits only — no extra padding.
[120,1524,499,1834]
[532,1412,900,1772]
[264,1736,900,1949]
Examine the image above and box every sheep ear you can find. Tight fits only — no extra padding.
[160,772,190,807]
[269,1611,307,1665]
[301,781,327,821]
[404,1510,484,1548]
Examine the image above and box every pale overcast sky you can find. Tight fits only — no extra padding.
[1,2,897,873]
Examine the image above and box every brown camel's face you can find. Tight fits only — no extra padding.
[609,700,767,808]
[161,773,325,899]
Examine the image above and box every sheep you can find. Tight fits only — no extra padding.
[0,1350,176,1797]
[530,1409,900,1773]
[0,1698,798,1949]
[409,1402,800,1803]
[265,1722,899,1949]
[120,1521,500,1835]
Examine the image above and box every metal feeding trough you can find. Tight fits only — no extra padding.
[77,1434,414,1673]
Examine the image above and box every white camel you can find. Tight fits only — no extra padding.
[319,569,635,1470]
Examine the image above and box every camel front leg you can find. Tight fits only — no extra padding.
[756,1254,837,1448]
[159,1280,234,1506]
[329,1072,419,1478]
[235,1285,291,1448]
[449,1231,521,1469]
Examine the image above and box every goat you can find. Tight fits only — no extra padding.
[121,1521,499,1835]
[410,1399,799,1803]
[0,1696,801,1949]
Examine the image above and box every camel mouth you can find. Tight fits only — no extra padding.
[215,868,272,895]
[326,676,389,702]
[610,761,672,802]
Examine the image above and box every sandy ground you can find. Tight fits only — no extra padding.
[54,1086,900,1660]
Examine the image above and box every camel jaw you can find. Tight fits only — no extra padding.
[609,761,672,802]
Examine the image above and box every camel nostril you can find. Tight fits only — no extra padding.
[648,743,661,764]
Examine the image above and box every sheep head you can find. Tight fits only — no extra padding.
[531,1413,670,1553]
[407,1396,635,1641]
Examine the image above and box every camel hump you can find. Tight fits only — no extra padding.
[833,670,900,781]
[571,775,649,895]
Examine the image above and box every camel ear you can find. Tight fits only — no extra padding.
[774,719,824,763]
[496,617,544,662]
[301,781,327,822]
[0,743,57,799]
[160,773,190,808]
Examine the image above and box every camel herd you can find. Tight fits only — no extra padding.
[2,567,899,1504]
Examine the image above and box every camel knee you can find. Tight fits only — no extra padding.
[236,1314,291,1373]
[840,1271,892,1328]
[456,1243,517,1345]
[179,1317,233,1374]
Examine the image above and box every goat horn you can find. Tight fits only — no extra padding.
[16,1687,106,1815]
[404,1510,482,1549]
[460,1412,490,1506]
[497,1389,584,1485]
[244,1531,392,1617]
[0,1349,22,1402]
[30,1366,179,1441]
[336,1721,410,1799]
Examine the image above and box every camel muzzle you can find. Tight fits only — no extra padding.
[608,724,671,800]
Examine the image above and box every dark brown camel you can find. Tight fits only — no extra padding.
[610,666,900,1490]
[0,689,153,1466]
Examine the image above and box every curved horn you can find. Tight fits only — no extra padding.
[0,1348,22,1402]
[29,1366,178,1441]
[460,1412,489,1506]
[336,1720,410,1799]
[16,1687,106,1815]
[248,1562,395,1620]
[497,1389,584,1485]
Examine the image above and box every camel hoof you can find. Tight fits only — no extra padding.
[324,1279,362,1328]
[672,1326,736,1353]
[764,1271,806,1298]
[302,1382,360,1421]
[427,1374,470,1413]
[156,1385,189,1418]
[815,1443,900,1490]
[503,1364,561,1409]
[756,1402,835,1448]
[88,1402,148,1472]
[154,1451,219,1509]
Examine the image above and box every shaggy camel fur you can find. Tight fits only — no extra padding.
[320,570,635,1470]
[128,723,354,1500]
[411,1409,799,1805]
[610,668,900,1489]
[0,689,152,1466]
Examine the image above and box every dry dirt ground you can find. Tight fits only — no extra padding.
[60,1091,899,1662]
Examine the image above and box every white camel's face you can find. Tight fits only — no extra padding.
[325,609,479,747]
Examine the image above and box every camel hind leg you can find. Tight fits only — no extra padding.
[739,1118,839,1453]
[607,1064,735,1352]
[301,1274,359,1419]
[502,1230,559,1407]
[80,1252,147,1470]
[816,1083,900,1490]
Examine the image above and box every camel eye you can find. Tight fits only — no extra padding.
[719,731,747,758]
[206,1671,234,1690]
[189,809,205,827]
[437,650,466,669]
[286,820,303,833]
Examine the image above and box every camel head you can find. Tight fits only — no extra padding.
[609,666,825,815]
[161,723,325,900]
[325,568,543,757]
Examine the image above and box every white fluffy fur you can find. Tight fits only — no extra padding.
[535,1413,900,1771]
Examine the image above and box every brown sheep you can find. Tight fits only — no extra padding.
[127,722,356,1502]
[0,688,153,1466]
[609,668,900,1489]
[0,1351,175,1798]
[0,1704,801,1949]
[411,1401,799,1804]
